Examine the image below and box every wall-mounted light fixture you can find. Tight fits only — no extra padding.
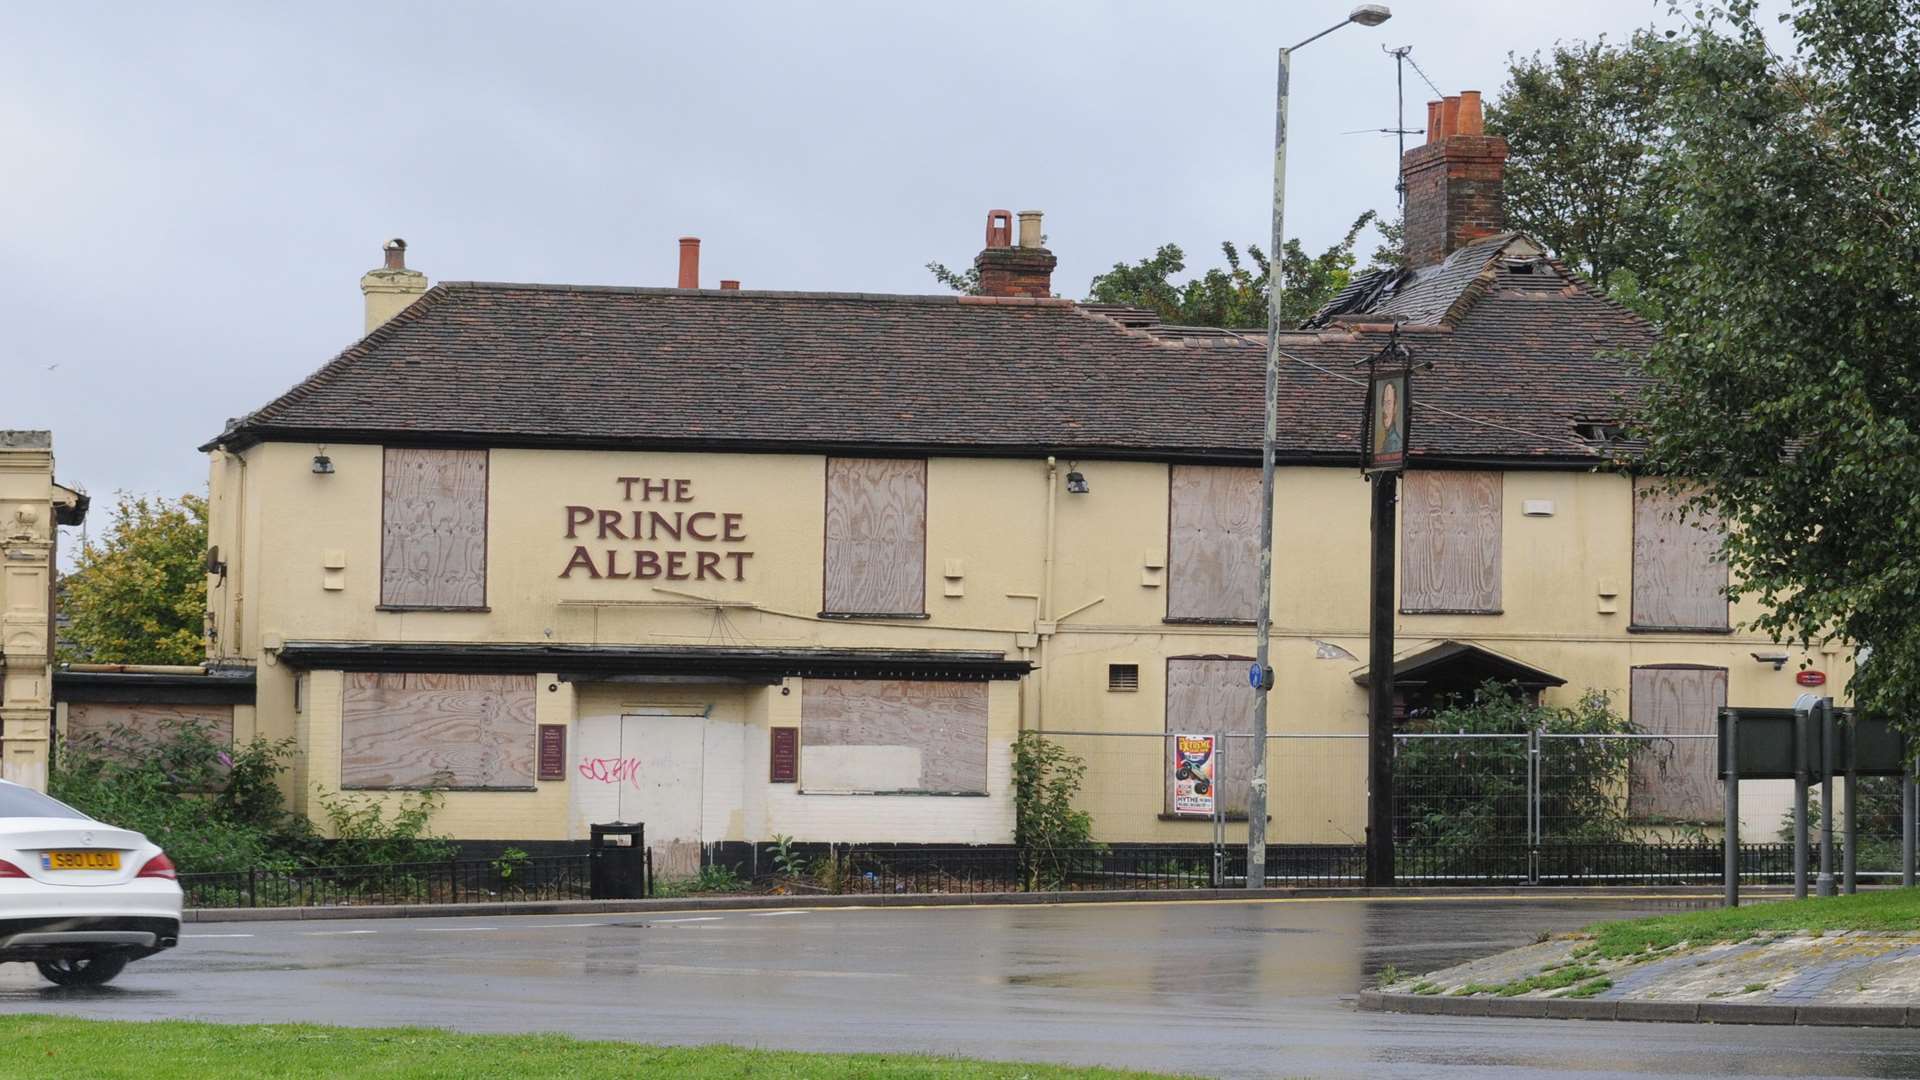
[1751,651,1789,671]
[1064,462,1089,494]
[312,448,335,475]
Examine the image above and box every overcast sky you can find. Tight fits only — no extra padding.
[5,1,1688,519]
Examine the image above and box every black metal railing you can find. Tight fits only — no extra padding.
[179,854,592,909]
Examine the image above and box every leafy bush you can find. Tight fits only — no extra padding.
[1012,733,1101,890]
[50,721,305,874]
[1396,682,1644,853]
[312,788,454,866]
[50,719,453,874]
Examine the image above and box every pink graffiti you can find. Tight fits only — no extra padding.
[578,756,645,789]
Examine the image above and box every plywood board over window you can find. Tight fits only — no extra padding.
[1627,665,1728,822]
[800,679,986,793]
[381,448,488,609]
[1401,470,1502,613]
[1632,478,1729,630]
[1166,465,1261,622]
[64,703,233,759]
[341,673,536,790]
[823,458,926,615]
[1164,658,1252,816]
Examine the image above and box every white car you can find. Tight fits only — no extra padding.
[0,779,181,986]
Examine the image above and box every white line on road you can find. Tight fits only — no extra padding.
[519,922,608,929]
[187,933,254,938]
[419,926,503,932]
[651,916,723,924]
[748,911,808,917]
[303,930,379,936]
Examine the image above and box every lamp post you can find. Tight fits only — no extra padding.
[1249,3,1392,891]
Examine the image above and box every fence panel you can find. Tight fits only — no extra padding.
[179,854,593,909]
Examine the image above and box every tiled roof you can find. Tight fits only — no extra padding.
[211,241,1653,467]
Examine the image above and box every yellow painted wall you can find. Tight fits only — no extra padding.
[211,442,1845,844]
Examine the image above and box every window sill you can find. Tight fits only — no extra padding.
[376,605,492,614]
[817,611,930,620]
[340,784,536,793]
[1627,624,1734,635]
[1162,618,1257,627]
[1400,608,1504,616]
[798,789,988,797]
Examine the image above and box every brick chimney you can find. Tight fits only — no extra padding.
[677,237,701,289]
[1400,91,1508,267]
[973,209,1055,298]
[359,238,428,333]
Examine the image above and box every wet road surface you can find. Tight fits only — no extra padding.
[3,896,1918,1079]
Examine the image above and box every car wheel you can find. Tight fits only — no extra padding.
[35,955,129,987]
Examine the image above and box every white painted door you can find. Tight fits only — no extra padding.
[571,710,707,878]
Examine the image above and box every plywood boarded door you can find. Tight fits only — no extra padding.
[1627,666,1728,821]
[1164,658,1252,816]
[570,711,706,878]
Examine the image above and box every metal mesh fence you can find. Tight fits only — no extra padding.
[1026,728,1910,888]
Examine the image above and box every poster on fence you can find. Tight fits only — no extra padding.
[1172,733,1217,816]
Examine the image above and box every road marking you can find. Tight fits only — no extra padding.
[520,922,608,929]
[187,933,254,938]
[303,930,379,936]
[652,916,724,924]
[419,926,502,932]
[748,910,808,918]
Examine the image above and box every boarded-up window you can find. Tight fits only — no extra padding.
[65,703,234,761]
[1164,658,1251,816]
[1627,666,1728,821]
[799,679,986,793]
[1401,470,1502,613]
[1167,465,1261,622]
[1632,478,1728,629]
[823,458,926,615]
[341,673,536,790]
[381,448,488,609]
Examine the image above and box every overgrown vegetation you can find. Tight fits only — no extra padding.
[50,720,451,875]
[1395,683,1644,854]
[1012,733,1100,890]
[651,865,749,898]
[1779,781,1912,871]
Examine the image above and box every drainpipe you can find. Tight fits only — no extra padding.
[1037,456,1059,733]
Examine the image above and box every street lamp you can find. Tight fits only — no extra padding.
[1247,4,1391,891]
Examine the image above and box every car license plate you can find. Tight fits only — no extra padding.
[42,851,119,871]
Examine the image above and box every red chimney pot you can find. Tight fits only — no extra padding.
[984,210,1013,249]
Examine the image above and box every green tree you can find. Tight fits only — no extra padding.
[59,492,207,665]
[1488,31,1681,307]
[1634,0,1920,731]
[1081,211,1378,329]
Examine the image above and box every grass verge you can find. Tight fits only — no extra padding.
[1583,887,1920,959]
[0,1016,1183,1079]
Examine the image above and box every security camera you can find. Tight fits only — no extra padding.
[1751,652,1788,670]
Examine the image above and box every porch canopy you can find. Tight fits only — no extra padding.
[1349,639,1566,703]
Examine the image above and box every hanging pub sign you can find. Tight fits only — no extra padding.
[1361,328,1414,474]
[1171,733,1217,816]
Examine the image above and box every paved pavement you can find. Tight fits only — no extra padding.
[4,896,1920,1079]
